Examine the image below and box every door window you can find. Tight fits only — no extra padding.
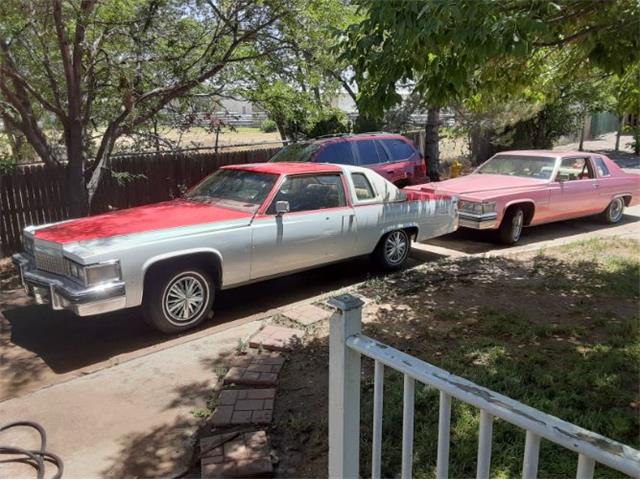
[382,139,416,161]
[267,174,347,213]
[355,140,382,165]
[351,173,376,201]
[556,158,594,181]
[593,157,610,177]
[316,142,356,165]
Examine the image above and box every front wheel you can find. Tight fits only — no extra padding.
[497,207,524,244]
[372,229,411,270]
[143,265,214,334]
[601,197,625,224]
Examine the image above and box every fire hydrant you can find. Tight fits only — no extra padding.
[449,159,463,178]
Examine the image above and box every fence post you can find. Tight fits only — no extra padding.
[328,294,364,479]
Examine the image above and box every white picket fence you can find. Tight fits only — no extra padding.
[327,294,640,479]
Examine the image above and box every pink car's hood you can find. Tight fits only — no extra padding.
[34,199,253,244]
[421,174,547,199]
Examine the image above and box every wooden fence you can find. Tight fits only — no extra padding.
[0,147,279,256]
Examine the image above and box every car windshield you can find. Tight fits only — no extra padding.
[270,143,322,162]
[186,169,277,211]
[476,155,557,179]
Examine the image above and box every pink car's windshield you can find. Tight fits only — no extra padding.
[476,155,556,180]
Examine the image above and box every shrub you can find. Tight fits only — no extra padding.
[260,119,278,133]
[306,109,348,138]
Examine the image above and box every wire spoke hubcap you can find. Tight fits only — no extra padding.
[512,211,524,240]
[610,198,623,221]
[384,231,408,264]
[163,273,208,326]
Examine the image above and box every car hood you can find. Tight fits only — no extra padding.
[33,199,254,244]
[419,174,547,199]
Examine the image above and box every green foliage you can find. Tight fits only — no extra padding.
[237,0,358,141]
[345,0,640,124]
[260,119,278,133]
[306,109,348,138]
[353,115,383,134]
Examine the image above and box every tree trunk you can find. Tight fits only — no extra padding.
[615,115,624,152]
[424,107,440,181]
[469,127,494,165]
[578,113,588,151]
[64,122,90,217]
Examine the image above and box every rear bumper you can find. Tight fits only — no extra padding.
[12,253,126,316]
[458,212,498,230]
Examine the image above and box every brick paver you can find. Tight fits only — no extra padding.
[201,430,272,478]
[211,389,276,427]
[282,303,331,327]
[223,352,285,387]
[249,324,304,351]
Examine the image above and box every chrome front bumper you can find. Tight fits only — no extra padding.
[458,212,498,230]
[12,253,126,316]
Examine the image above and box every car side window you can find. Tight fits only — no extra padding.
[593,157,610,176]
[267,174,346,213]
[383,139,416,161]
[355,140,382,166]
[556,158,594,181]
[374,140,390,163]
[316,142,356,165]
[351,173,376,201]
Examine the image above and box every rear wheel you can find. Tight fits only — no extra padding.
[372,229,411,270]
[143,265,214,334]
[601,197,625,224]
[497,207,524,244]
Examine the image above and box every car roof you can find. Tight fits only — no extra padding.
[498,150,597,158]
[223,162,343,175]
[306,132,410,145]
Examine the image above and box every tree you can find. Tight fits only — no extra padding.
[344,0,640,174]
[236,0,357,141]
[0,0,293,215]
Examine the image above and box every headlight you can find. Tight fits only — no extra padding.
[23,234,34,255]
[85,261,121,285]
[459,201,496,215]
[65,258,121,286]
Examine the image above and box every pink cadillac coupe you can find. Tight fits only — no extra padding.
[413,150,640,244]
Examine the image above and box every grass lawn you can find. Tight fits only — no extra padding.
[271,238,639,478]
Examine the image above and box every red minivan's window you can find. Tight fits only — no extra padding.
[316,142,357,165]
[356,140,383,165]
[383,139,416,161]
[270,142,322,162]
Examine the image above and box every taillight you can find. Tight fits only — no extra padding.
[416,158,426,177]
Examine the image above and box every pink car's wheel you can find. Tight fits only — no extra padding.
[498,207,524,244]
[602,197,625,224]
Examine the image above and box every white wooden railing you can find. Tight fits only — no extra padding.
[327,294,640,479]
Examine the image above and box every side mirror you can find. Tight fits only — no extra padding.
[275,200,290,215]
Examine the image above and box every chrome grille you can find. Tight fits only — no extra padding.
[35,250,66,276]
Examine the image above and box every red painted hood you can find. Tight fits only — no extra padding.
[419,174,546,198]
[34,199,253,244]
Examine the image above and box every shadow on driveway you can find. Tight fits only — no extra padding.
[1,255,436,400]
[425,210,640,255]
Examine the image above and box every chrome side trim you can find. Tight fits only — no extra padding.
[458,212,498,230]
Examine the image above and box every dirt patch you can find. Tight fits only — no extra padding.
[0,258,19,292]
[271,238,639,478]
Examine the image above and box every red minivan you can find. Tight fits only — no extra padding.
[269,132,428,187]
